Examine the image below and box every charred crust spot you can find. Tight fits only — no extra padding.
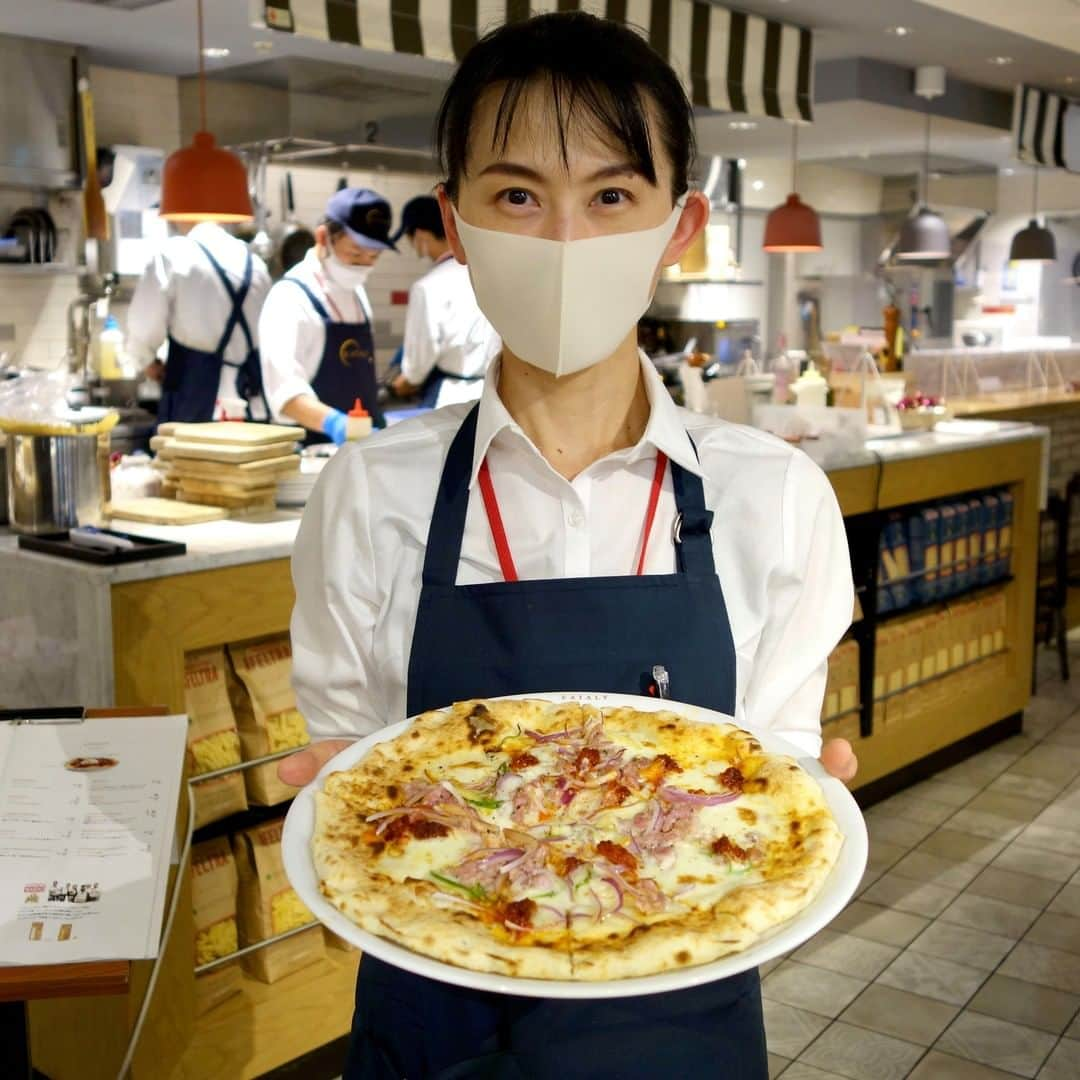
[790,819,801,833]
[466,704,498,744]
[660,722,677,730]
[738,807,757,825]
[718,766,745,794]
[743,777,769,794]
[656,753,682,774]
[410,731,421,740]
[386,784,399,800]
[402,763,414,773]
[381,817,410,843]
[410,820,450,840]
[676,950,691,964]
[368,840,386,856]
[711,835,751,861]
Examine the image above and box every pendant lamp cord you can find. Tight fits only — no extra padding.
[1032,164,1040,221]
[197,0,207,132]
[791,123,799,193]
[924,105,933,206]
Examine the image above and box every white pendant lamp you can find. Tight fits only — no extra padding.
[897,67,950,261]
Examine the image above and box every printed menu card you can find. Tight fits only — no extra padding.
[0,713,187,964]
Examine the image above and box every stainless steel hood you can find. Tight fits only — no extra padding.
[184,57,446,173]
[0,36,80,189]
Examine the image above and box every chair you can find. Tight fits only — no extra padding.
[1034,491,1070,689]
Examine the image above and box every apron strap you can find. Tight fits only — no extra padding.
[287,277,332,322]
[420,404,481,587]
[670,442,716,576]
[478,459,518,582]
[195,242,253,357]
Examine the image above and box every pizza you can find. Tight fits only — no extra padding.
[312,699,842,981]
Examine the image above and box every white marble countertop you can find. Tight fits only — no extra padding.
[0,510,301,584]
[0,419,1047,582]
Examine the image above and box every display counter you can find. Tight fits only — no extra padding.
[0,418,1046,1078]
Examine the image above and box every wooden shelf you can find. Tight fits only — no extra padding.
[175,951,360,1080]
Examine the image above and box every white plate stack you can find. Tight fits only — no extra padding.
[276,453,329,507]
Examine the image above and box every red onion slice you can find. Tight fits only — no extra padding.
[525,727,584,743]
[659,786,740,806]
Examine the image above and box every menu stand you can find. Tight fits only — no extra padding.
[0,705,182,1080]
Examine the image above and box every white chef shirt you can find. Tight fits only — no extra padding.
[258,248,375,422]
[292,354,853,757]
[126,222,272,405]
[400,254,500,407]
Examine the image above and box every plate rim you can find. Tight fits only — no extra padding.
[283,692,868,999]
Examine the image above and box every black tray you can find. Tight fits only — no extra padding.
[17,529,187,565]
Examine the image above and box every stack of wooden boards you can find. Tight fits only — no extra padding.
[151,422,304,514]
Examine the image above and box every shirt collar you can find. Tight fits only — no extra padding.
[469,352,704,489]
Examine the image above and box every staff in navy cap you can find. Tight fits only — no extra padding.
[259,187,396,444]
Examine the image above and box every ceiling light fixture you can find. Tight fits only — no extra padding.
[896,66,951,261]
[729,120,757,131]
[1009,165,1057,262]
[161,0,253,223]
[887,26,912,36]
[763,123,823,253]
[988,56,1014,66]
[751,179,765,191]
[201,46,230,59]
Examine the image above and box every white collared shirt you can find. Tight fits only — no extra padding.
[291,355,853,757]
[126,222,272,389]
[258,248,375,421]
[400,255,500,404]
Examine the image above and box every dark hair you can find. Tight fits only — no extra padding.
[319,216,346,240]
[435,12,695,202]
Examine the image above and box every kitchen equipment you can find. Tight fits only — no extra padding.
[248,149,274,263]
[78,77,108,243]
[283,690,867,999]
[276,172,315,274]
[6,430,111,534]
[17,528,186,565]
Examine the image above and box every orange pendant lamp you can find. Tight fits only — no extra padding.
[159,0,252,223]
[763,124,822,253]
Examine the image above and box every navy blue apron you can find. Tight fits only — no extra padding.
[420,367,486,409]
[158,244,267,424]
[345,406,765,1079]
[286,279,382,445]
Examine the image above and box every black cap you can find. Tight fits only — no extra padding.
[392,196,444,243]
[325,188,397,251]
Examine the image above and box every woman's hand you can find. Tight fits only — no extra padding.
[278,739,353,787]
[820,737,858,784]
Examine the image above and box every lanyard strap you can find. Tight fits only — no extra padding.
[478,452,669,583]
[314,270,366,324]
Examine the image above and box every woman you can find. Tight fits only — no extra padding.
[283,12,856,1078]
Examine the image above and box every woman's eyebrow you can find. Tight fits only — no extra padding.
[475,162,641,182]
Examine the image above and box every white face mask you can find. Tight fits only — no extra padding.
[324,252,373,290]
[454,204,682,377]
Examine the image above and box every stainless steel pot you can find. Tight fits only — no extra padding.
[6,431,111,534]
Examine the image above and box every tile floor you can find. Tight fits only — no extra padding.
[764,648,1080,1079]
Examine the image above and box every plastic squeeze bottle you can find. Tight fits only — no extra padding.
[98,316,124,380]
[345,399,373,441]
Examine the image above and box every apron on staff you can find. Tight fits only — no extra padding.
[345,405,767,1080]
[158,243,267,425]
[286,279,381,445]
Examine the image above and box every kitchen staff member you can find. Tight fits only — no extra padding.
[283,12,856,1078]
[258,188,395,444]
[390,195,500,408]
[127,220,271,423]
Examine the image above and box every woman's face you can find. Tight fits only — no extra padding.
[441,83,707,260]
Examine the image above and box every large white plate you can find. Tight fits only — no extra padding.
[283,692,867,999]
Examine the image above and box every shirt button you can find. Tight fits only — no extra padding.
[566,509,584,528]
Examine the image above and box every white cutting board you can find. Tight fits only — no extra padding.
[158,440,298,465]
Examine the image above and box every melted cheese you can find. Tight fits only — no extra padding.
[375,833,476,884]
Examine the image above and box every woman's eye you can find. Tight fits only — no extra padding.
[595,189,632,207]
[501,188,533,207]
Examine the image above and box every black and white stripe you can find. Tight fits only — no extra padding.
[1014,84,1079,173]
[263,0,815,122]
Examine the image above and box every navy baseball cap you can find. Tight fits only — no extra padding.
[392,195,445,243]
[325,188,397,252]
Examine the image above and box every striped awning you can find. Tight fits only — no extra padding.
[1014,84,1079,173]
[262,1,815,122]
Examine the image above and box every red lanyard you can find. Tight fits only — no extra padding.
[477,452,669,583]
